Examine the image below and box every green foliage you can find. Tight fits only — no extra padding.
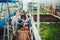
[40,10,47,14]
[33,9,47,14]
[40,22,60,40]
[14,6,18,8]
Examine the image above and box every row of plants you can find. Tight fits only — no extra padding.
[40,22,60,40]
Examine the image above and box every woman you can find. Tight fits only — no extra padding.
[24,12,31,29]
[11,10,20,26]
[11,10,21,34]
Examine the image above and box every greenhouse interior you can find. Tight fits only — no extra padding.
[0,0,60,40]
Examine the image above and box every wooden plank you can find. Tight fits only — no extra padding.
[51,14,60,19]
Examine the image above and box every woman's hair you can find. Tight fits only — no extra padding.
[16,10,20,16]
[26,11,29,13]
[27,15,30,18]
[26,14,30,18]
[16,10,20,13]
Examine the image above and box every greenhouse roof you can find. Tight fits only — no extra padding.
[40,0,60,4]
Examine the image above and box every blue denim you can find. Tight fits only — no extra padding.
[25,18,31,27]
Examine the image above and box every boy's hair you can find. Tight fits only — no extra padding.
[24,24,28,27]
[22,10,26,14]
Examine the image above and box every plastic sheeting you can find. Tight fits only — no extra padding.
[0,10,16,28]
[0,0,16,2]
[0,0,7,2]
[8,0,16,2]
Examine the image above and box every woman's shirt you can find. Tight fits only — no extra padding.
[11,15,21,24]
[25,17,30,23]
